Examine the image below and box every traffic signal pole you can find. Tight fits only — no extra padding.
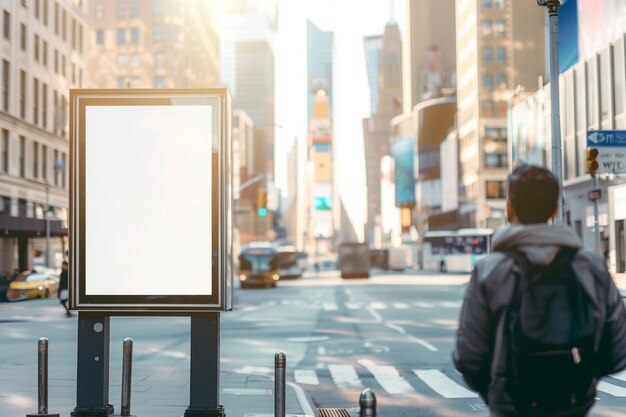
[592,174,602,255]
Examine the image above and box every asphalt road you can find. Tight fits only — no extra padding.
[1,270,626,417]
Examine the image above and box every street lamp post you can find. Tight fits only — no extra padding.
[537,0,564,224]
[45,160,64,268]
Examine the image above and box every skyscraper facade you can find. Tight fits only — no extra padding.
[0,0,86,271]
[455,0,545,228]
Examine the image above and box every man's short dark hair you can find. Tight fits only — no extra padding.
[507,164,559,224]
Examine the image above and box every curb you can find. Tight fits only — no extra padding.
[287,381,318,417]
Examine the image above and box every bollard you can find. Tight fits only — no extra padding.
[359,388,376,417]
[274,352,286,417]
[26,338,59,417]
[120,338,133,417]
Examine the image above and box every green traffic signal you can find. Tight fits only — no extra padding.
[258,208,268,217]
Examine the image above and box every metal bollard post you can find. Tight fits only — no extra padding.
[359,388,376,417]
[121,338,133,417]
[274,352,286,417]
[26,338,59,417]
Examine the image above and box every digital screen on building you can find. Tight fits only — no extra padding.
[391,137,416,208]
[70,89,232,312]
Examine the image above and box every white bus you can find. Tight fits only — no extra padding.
[421,228,494,273]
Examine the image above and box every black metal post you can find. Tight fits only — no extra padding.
[359,388,376,417]
[26,338,59,417]
[121,338,133,417]
[71,313,113,417]
[274,352,286,417]
[184,313,224,417]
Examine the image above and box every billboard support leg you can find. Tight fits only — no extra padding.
[72,313,113,417]
[184,313,224,417]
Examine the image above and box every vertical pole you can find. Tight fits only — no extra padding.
[120,338,133,417]
[185,313,224,417]
[72,313,112,417]
[45,181,51,267]
[539,0,564,224]
[593,174,602,255]
[38,337,49,414]
[359,388,377,417]
[274,352,286,417]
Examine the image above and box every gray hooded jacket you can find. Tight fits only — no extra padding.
[454,224,626,417]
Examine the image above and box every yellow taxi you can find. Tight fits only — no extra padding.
[6,270,60,302]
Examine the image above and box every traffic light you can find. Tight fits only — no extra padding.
[586,147,599,175]
[256,188,268,217]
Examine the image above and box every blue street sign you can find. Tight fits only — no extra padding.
[587,130,626,147]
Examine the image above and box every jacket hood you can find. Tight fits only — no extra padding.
[492,224,583,266]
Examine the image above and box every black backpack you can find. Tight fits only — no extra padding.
[504,248,599,415]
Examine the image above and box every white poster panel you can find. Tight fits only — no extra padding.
[85,105,213,296]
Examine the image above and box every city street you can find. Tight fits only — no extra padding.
[1,270,626,417]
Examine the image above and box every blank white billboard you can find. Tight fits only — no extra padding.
[85,105,213,296]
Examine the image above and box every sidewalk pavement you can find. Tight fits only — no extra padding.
[613,273,626,295]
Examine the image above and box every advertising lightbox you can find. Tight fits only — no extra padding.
[69,89,232,312]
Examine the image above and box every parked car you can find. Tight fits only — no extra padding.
[6,270,60,302]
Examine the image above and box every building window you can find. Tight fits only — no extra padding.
[1,129,8,173]
[78,24,83,53]
[71,18,76,49]
[54,2,58,35]
[614,42,625,115]
[42,144,47,180]
[155,76,165,88]
[130,0,138,17]
[19,70,25,118]
[53,149,58,185]
[155,52,164,68]
[19,136,25,178]
[495,0,505,9]
[117,1,126,19]
[2,60,8,112]
[483,0,493,9]
[483,100,495,117]
[485,154,508,169]
[33,78,39,124]
[600,47,611,121]
[96,28,104,45]
[486,181,506,199]
[18,198,27,217]
[96,1,104,19]
[497,72,507,88]
[43,0,49,26]
[130,53,140,68]
[117,77,125,88]
[163,25,171,41]
[42,83,47,129]
[497,47,506,64]
[71,63,75,84]
[3,11,10,40]
[34,34,39,61]
[484,47,493,64]
[130,27,139,43]
[61,55,65,77]
[61,152,66,187]
[42,40,48,66]
[0,196,9,214]
[482,20,492,36]
[116,28,125,44]
[62,9,66,41]
[496,100,508,116]
[54,49,58,73]
[153,25,161,42]
[484,74,494,90]
[117,54,127,68]
[20,24,26,51]
[495,20,505,36]
[153,0,161,15]
[130,77,140,88]
[33,141,38,179]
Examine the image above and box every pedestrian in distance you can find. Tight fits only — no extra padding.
[454,164,626,417]
[59,260,72,317]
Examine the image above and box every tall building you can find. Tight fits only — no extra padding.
[307,20,334,255]
[403,0,457,113]
[87,0,219,89]
[363,35,382,115]
[455,0,545,228]
[363,21,402,245]
[0,0,86,271]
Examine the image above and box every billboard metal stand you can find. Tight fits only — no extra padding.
[185,313,224,417]
[71,313,113,417]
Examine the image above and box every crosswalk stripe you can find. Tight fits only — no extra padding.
[439,301,462,308]
[346,302,362,310]
[415,302,435,308]
[610,369,626,382]
[328,364,363,389]
[369,302,387,310]
[413,369,477,399]
[598,381,626,397]
[358,359,415,395]
[323,303,338,311]
[393,303,410,309]
[295,369,319,385]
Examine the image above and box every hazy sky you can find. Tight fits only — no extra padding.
[275,0,405,240]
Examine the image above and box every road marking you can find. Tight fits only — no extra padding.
[413,369,477,399]
[221,388,272,396]
[439,301,462,308]
[385,323,406,335]
[610,369,626,381]
[598,381,626,397]
[358,359,415,395]
[393,303,410,309]
[286,381,317,417]
[369,302,387,310]
[367,308,383,322]
[317,346,326,355]
[323,303,338,311]
[295,369,320,385]
[415,302,435,308]
[408,336,438,352]
[346,302,362,310]
[287,336,329,342]
[328,364,363,389]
